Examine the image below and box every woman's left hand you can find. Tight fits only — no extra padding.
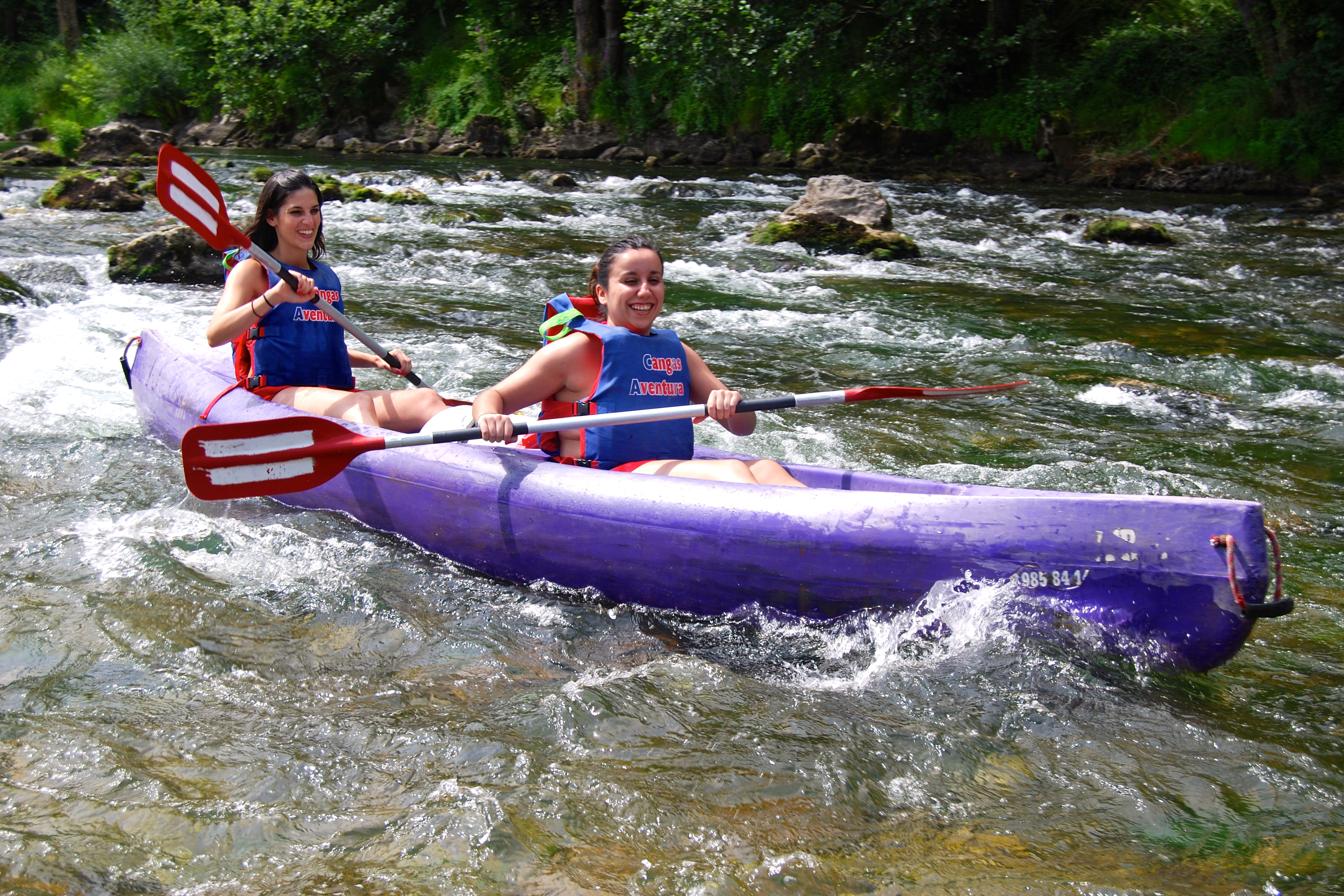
[704,388,742,421]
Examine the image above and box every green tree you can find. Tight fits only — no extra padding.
[202,0,409,134]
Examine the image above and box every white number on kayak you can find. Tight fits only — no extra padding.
[1011,568,1090,590]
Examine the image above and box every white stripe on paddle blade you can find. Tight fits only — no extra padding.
[169,159,222,213]
[167,183,220,238]
[197,428,316,458]
[205,457,316,487]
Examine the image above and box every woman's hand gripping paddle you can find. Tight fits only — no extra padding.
[155,143,428,387]
[180,380,1028,500]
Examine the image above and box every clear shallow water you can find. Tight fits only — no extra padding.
[1,152,1342,894]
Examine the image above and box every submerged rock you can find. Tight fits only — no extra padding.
[1083,216,1175,246]
[0,271,36,305]
[521,169,579,190]
[0,271,36,354]
[751,211,919,260]
[107,225,221,284]
[310,174,431,205]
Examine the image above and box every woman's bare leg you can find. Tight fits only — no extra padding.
[628,457,807,486]
[274,386,445,432]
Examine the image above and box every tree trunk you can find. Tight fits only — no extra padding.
[573,0,602,119]
[573,0,624,120]
[1234,0,1334,116]
[602,0,624,81]
[55,0,79,52]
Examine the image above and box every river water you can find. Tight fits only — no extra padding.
[1,151,1341,894]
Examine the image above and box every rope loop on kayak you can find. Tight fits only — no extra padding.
[1211,528,1288,618]
[1210,533,1247,609]
[120,334,142,389]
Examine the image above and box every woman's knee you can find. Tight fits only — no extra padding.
[747,458,806,487]
[712,459,758,483]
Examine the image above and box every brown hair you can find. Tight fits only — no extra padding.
[244,169,326,262]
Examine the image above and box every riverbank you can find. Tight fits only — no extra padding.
[5,116,1344,212]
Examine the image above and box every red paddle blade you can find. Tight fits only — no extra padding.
[156,144,248,252]
[845,380,1029,402]
[181,416,385,500]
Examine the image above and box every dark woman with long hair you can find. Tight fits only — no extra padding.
[205,169,445,432]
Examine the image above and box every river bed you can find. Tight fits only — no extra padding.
[1,151,1341,894]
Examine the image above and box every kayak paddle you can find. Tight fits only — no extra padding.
[155,143,427,387]
[180,380,1028,499]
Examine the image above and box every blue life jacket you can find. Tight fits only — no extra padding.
[229,254,356,391]
[535,294,694,469]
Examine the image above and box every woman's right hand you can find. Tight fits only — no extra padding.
[476,413,516,443]
[269,272,317,304]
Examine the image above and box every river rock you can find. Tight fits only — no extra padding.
[464,115,510,156]
[520,121,621,160]
[521,170,578,190]
[107,225,221,284]
[0,272,29,354]
[598,145,648,163]
[78,120,168,163]
[289,126,322,148]
[795,142,838,170]
[515,101,545,132]
[380,136,432,154]
[16,127,49,143]
[1083,216,1175,246]
[0,271,36,305]
[179,114,247,146]
[1,145,67,167]
[341,137,380,154]
[41,171,146,211]
[750,211,919,260]
[782,174,892,229]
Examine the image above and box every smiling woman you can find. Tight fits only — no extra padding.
[204,168,447,432]
[472,235,806,485]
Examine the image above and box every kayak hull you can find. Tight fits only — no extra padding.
[128,330,1288,671]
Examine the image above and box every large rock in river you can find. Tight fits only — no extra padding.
[1083,216,1175,246]
[77,120,169,164]
[108,225,222,284]
[41,171,146,211]
[1,144,67,167]
[782,174,892,229]
[752,175,917,259]
[0,271,36,305]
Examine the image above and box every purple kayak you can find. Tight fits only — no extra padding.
[125,329,1292,671]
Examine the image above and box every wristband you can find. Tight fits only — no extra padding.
[250,298,263,319]
[261,290,276,309]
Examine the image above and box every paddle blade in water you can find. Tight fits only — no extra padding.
[156,144,248,252]
[181,416,386,500]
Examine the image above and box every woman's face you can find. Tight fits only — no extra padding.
[266,187,321,255]
[596,248,665,334]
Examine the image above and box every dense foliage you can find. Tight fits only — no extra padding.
[1,0,1341,177]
